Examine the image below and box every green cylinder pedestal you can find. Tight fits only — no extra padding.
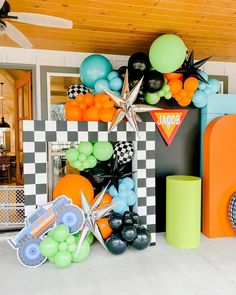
[166,175,201,249]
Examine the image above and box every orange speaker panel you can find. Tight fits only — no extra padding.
[203,114,236,238]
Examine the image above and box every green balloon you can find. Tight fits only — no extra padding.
[72,240,90,263]
[86,232,94,245]
[66,148,79,162]
[149,34,186,73]
[66,235,75,245]
[48,255,55,263]
[52,225,69,242]
[93,142,113,161]
[78,153,87,162]
[78,142,93,156]
[145,92,161,105]
[54,251,72,268]
[68,244,76,253]
[162,84,170,92]
[39,237,58,257]
[47,229,54,237]
[70,160,82,170]
[158,90,165,97]
[58,242,68,251]
[82,159,90,169]
[164,91,172,100]
[87,155,97,168]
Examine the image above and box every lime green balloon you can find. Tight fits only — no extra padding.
[158,90,165,97]
[145,92,161,105]
[86,232,94,245]
[87,155,97,168]
[66,148,79,162]
[164,91,172,100]
[58,242,68,251]
[78,142,93,156]
[66,235,75,245]
[70,160,82,170]
[162,84,170,92]
[72,240,90,263]
[68,244,76,253]
[48,255,55,263]
[39,237,58,257]
[78,153,87,162]
[54,251,72,268]
[93,142,113,161]
[149,34,186,73]
[52,225,69,242]
[82,159,90,169]
[47,229,54,237]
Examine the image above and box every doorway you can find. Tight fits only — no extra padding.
[0,68,32,230]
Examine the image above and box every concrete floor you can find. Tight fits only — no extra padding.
[1,233,236,295]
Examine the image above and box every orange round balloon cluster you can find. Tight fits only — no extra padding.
[164,73,199,107]
[65,93,117,122]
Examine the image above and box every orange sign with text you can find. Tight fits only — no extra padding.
[150,109,188,145]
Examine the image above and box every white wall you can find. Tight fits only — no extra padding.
[0,46,235,118]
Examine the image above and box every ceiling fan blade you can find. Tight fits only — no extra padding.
[0,0,5,10]
[4,21,33,48]
[8,12,73,29]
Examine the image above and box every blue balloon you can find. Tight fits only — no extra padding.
[113,90,121,97]
[197,70,208,82]
[126,191,137,206]
[121,177,135,190]
[107,71,119,81]
[109,77,123,91]
[80,54,113,88]
[94,79,110,93]
[119,190,128,199]
[198,81,207,90]
[208,79,220,93]
[112,197,129,214]
[204,85,213,96]
[108,185,119,198]
[192,90,208,108]
[118,183,127,194]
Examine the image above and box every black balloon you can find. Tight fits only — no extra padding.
[129,69,144,89]
[124,217,133,225]
[143,70,164,93]
[130,227,151,250]
[131,212,140,223]
[122,225,137,242]
[123,211,132,219]
[128,52,150,72]
[106,234,127,255]
[118,66,128,79]
[109,213,124,231]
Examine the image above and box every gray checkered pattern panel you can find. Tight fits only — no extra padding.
[23,120,156,244]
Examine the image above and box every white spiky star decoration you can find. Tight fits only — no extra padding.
[101,70,162,136]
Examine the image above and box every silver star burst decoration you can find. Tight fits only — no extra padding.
[101,70,162,136]
[75,184,114,256]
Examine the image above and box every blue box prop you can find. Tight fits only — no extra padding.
[200,94,236,175]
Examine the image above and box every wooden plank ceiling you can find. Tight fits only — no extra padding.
[1,0,236,61]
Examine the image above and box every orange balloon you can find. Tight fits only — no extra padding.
[169,79,183,95]
[103,100,114,109]
[53,174,94,207]
[65,104,83,121]
[75,94,84,103]
[100,108,115,122]
[184,77,199,92]
[96,218,113,239]
[164,73,183,81]
[178,96,192,107]
[93,192,112,208]
[78,102,87,111]
[83,93,95,107]
[83,106,100,121]
[67,99,80,107]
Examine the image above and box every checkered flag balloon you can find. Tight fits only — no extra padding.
[229,193,236,230]
[67,84,90,100]
[113,141,135,164]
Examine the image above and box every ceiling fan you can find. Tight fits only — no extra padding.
[0,0,73,48]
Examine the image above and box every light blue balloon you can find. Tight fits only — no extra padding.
[110,77,123,91]
[192,90,208,108]
[208,79,220,93]
[198,81,207,90]
[108,185,119,198]
[118,183,127,193]
[108,71,119,81]
[80,54,113,88]
[113,90,121,97]
[94,79,110,93]
[126,191,137,206]
[204,85,213,96]
[121,177,135,190]
[112,197,128,214]
[197,70,208,82]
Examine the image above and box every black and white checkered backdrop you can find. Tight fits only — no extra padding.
[23,120,157,244]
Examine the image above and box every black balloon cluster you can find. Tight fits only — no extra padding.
[106,211,151,255]
[118,52,165,103]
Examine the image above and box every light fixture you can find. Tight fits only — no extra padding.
[0,82,10,129]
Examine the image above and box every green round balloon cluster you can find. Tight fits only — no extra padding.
[39,224,94,268]
[145,78,172,105]
[66,141,113,171]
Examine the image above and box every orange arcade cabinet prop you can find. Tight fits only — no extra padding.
[203,114,236,238]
